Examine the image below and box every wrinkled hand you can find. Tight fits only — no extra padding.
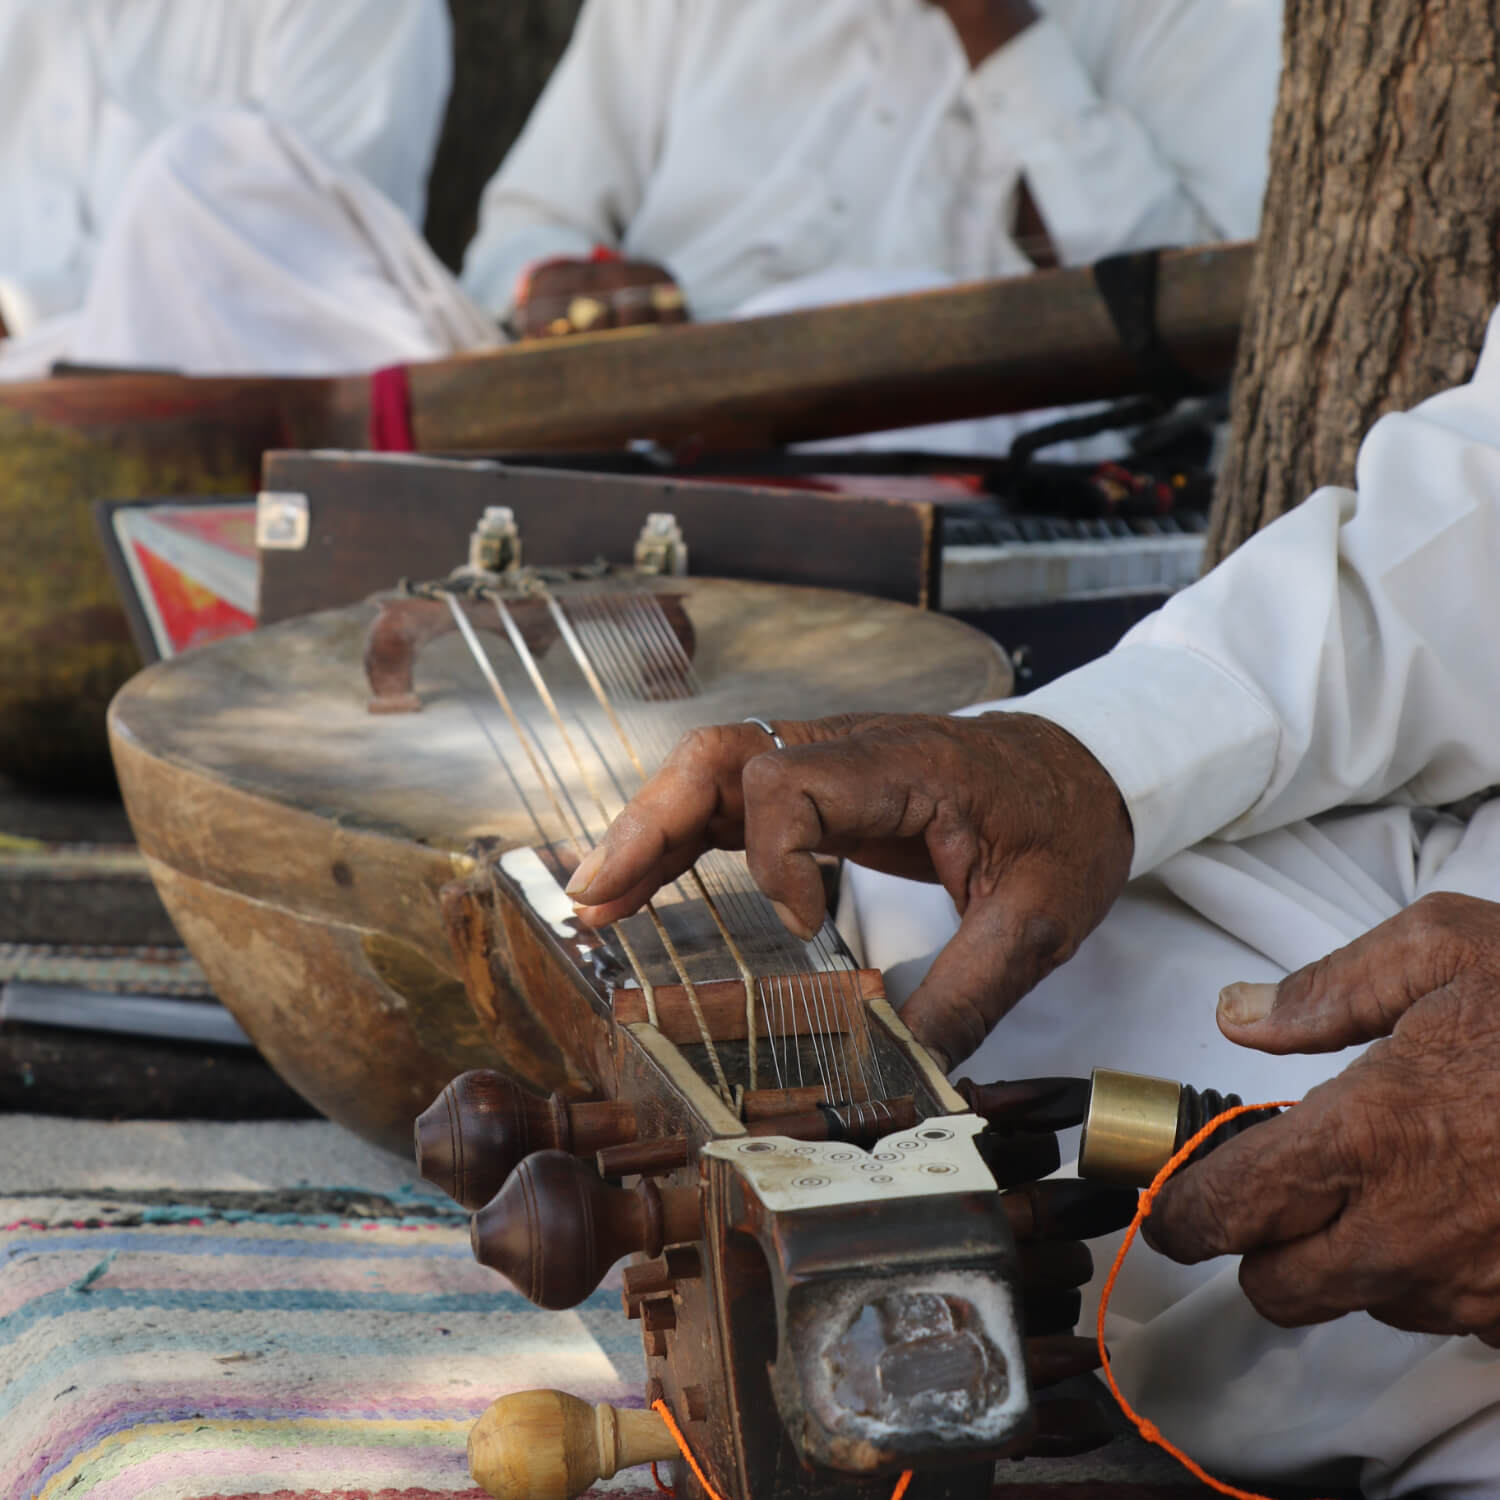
[567,712,1133,1067]
[1146,892,1500,1344]
[511,259,686,340]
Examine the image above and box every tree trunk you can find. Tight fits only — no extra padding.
[1208,0,1500,563]
[424,0,584,271]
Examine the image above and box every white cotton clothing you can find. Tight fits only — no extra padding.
[1005,302,1500,877]
[0,0,456,367]
[0,112,499,380]
[844,806,1500,1496]
[461,0,1283,323]
[840,306,1500,1490]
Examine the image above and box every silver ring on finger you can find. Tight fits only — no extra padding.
[742,716,786,751]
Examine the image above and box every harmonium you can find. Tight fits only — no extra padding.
[110,467,1272,1499]
[5,241,1247,787]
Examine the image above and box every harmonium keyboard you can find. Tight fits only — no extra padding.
[250,449,1212,688]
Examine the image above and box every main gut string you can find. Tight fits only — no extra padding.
[443,594,661,1034]
[539,592,762,1094]
[558,581,884,1107]
[485,593,734,1107]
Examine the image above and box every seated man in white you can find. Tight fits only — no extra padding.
[460,0,1281,453]
[0,0,493,380]
[0,0,1278,393]
[566,300,1500,1498]
[463,0,1278,327]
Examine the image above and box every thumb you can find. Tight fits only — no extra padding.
[899,895,1075,1067]
[1217,899,1462,1055]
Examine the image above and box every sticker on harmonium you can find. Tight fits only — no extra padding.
[703,1112,994,1210]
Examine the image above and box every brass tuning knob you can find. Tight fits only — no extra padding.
[1078,1068,1280,1187]
[469,1389,678,1500]
[470,1149,702,1310]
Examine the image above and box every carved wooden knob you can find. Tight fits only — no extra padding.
[469,1390,678,1500]
[414,1071,636,1210]
[470,1149,701,1309]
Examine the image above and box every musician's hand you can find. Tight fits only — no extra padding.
[1145,892,1500,1344]
[511,259,686,340]
[568,712,1133,1066]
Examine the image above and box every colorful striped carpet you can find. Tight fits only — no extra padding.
[0,1192,650,1500]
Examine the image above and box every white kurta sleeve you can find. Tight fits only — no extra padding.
[459,0,678,318]
[257,0,453,224]
[967,1,1280,266]
[989,308,1500,877]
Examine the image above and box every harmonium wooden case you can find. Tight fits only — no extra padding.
[254,446,1212,687]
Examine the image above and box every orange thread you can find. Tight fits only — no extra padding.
[650,1398,912,1500]
[1095,1099,1329,1500]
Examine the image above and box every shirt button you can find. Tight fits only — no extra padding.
[876,106,898,126]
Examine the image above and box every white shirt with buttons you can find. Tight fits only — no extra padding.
[461,0,1283,321]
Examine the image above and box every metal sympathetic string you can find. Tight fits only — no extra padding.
[584,585,881,1104]
[557,586,835,1093]
[607,583,883,1098]
[575,583,885,1103]
[562,584,866,1102]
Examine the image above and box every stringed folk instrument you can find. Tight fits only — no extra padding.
[108,517,1013,1151]
[110,514,1267,1500]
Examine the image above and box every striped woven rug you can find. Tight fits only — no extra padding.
[0,1193,650,1500]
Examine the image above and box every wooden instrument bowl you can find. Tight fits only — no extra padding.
[107,578,1011,1153]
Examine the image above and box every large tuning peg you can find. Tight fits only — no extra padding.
[415,1070,637,1209]
[471,1149,701,1309]
[469,1389,678,1500]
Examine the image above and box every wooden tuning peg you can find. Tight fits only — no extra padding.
[955,1076,1092,1133]
[415,1070,637,1209]
[469,1389,678,1500]
[471,1149,701,1309]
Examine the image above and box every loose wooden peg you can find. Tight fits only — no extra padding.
[595,1134,690,1180]
[468,1389,678,1500]
[415,1070,637,1209]
[956,1076,1092,1133]
[471,1149,702,1309]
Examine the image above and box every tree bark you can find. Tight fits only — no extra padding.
[1208,0,1500,563]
